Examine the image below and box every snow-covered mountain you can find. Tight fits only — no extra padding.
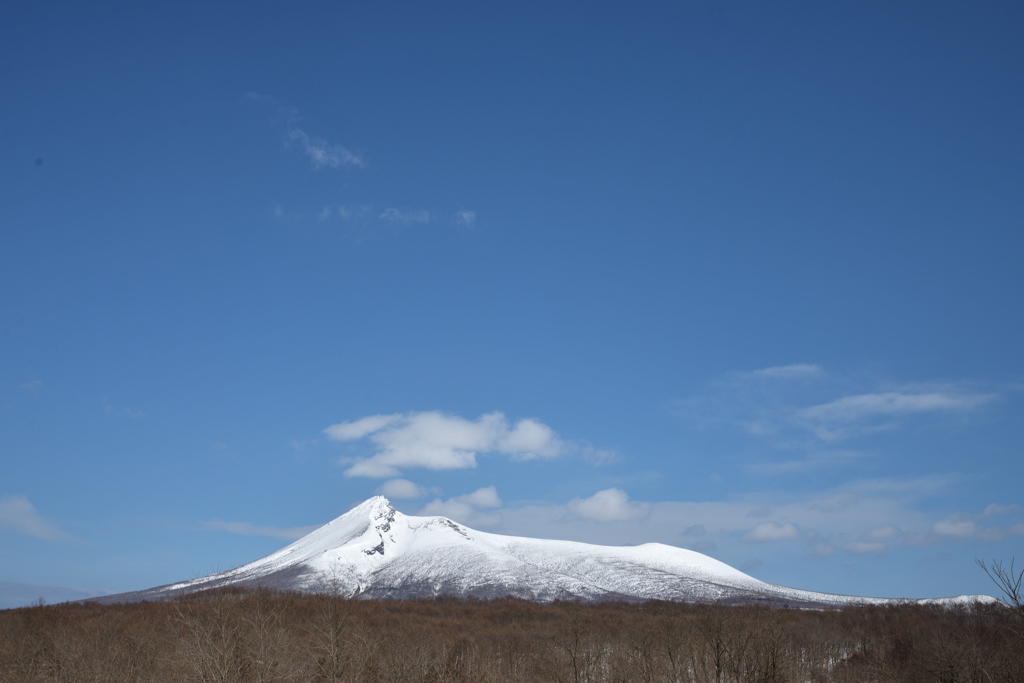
[101,497,993,607]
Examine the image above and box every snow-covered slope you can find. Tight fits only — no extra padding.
[102,497,994,607]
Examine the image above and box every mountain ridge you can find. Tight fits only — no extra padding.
[94,496,995,608]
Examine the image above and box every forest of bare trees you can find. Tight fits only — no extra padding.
[1,589,1021,683]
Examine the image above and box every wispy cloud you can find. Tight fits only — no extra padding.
[325,411,563,478]
[797,391,995,440]
[20,380,42,392]
[317,205,370,222]
[0,496,68,541]
[800,391,992,423]
[455,210,476,227]
[247,92,363,170]
[741,364,825,380]
[677,365,1000,449]
[931,504,1024,541]
[102,398,145,419]
[287,129,362,169]
[745,449,866,475]
[202,520,319,540]
[379,208,431,225]
[844,475,958,496]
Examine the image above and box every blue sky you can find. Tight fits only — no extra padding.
[1,0,1022,605]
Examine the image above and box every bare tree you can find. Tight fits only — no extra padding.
[242,588,286,683]
[554,603,604,683]
[977,558,1024,617]
[690,604,736,683]
[306,593,356,682]
[173,590,245,683]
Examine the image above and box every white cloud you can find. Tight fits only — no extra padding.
[799,391,994,425]
[983,504,1020,517]
[419,487,503,527]
[458,486,502,508]
[0,496,67,541]
[455,210,476,227]
[744,364,825,380]
[678,366,1000,449]
[287,128,362,169]
[930,506,1024,541]
[498,419,562,459]
[247,93,363,170]
[837,525,905,555]
[392,478,1020,571]
[932,518,978,538]
[380,208,431,224]
[568,488,650,522]
[325,414,401,441]
[325,411,563,478]
[844,541,887,555]
[419,498,479,523]
[378,479,428,500]
[203,520,318,540]
[20,380,42,392]
[743,521,799,542]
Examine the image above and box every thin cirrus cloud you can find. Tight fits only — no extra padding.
[379,208,431,224]
[678,364,999,445]
[247,92,363,170]
[799,391,994,422]
[324,411,563,478]
[742,364,825,380]
[287,128,362,169]
[0,496,68,541]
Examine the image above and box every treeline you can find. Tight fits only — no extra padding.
[1,589,1021,683]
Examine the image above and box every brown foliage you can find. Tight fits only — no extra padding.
[0,591,1019,683]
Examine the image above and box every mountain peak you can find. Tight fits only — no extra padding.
[102,499,997,608]
[350,495,395,521]
[330,496,397,528]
